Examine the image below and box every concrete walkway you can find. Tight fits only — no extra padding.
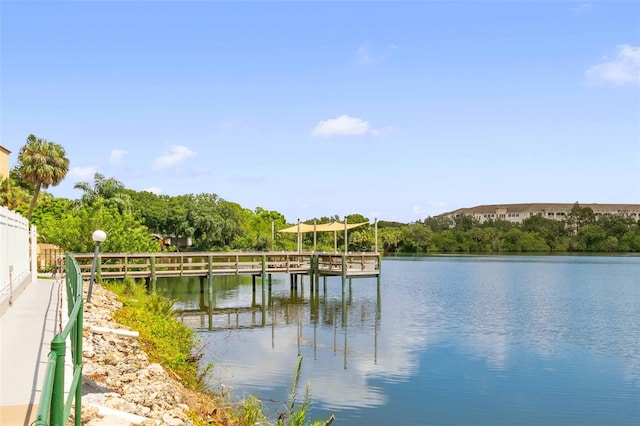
[0,278,63,426]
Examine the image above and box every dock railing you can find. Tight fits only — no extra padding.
[33,254,83,426]
[71,251,380,281]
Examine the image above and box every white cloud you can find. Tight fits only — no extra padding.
[355,45,373,65]
[311,114,377,137]
[585,44,640,85]
[144,186,163,195]
[572,2,593,16]
[354,43,398,65]
[68,166,97,181]
[152,145,197,170]
[110,149,128,166]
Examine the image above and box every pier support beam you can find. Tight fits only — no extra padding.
[261,255,267,323]
[207,256,214,331]
[150,256,157,294]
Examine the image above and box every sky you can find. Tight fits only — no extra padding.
[1,1,639,224]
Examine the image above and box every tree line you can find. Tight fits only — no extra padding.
[2,134,639,254]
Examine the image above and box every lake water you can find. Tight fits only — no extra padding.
[158,255,640,425]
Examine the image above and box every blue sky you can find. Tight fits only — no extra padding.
[1,1,639,224]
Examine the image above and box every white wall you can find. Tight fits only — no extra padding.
[0,206,33,309]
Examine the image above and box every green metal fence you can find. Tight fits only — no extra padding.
[32,254,83,426]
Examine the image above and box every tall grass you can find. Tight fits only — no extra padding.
[278,356,335,426]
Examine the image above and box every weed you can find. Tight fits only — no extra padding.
[277,356,335,426]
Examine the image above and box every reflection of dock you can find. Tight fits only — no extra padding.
[178,285,382,369]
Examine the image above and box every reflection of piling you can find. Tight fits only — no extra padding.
[376,253,382,291]
[261,255,266,326]
[199,276,206,311]
[344,322,348,370]
[251,279,257,307]
[341,255,347,297]
[375,279,381,364]
[341,256,347,326]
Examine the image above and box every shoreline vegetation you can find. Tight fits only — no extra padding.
[1,170,638,257]
[81,277,333,426]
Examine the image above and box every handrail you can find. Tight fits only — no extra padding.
[32,254,83,426]
[71,251,381,280]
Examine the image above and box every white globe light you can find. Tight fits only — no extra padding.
[92,230,107,243]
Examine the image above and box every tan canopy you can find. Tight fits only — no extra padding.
[278,221,368,233]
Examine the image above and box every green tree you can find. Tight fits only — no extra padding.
[400,223,433,252]
[452,214,479,232]
[348,227,374,252]
[597,214,635,239]
[0,175,30,210]
[344,214,373,252]
[29,195,72,235]
[378,227,403,253]
[39,203,159,253]
[127,190,170,234]
[215,200,246,248]
[165,195,194,244]
[566,202,595,234]
[189,193,221,249]
[432,230,459,252]
[423,215,453,232]
[233,208,289,251]
[520,214,566,249]
[16,134,69,220]
[619,224,640,252]
[519,231,550,251]
[345,213,369,225]
[571,224,607,251]
[466,227,500,252]
[74,172,132,213]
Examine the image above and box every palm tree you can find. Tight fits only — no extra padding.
[73,172,131,213]
[0,176,30,210]
[17,134,69,221]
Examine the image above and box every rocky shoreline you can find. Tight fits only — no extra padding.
[78,283,222,426]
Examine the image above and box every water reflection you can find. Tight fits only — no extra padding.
[157,256,640,424]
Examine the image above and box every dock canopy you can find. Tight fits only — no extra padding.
[278,221,369,253]
[277,221,368,233]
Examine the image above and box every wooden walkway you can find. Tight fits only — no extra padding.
[72,251,381,284]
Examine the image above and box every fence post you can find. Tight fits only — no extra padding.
[50,334,66,425]
[74,300,83,425]
[31,225,38,283]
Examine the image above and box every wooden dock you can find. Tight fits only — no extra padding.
[72,251,381,286]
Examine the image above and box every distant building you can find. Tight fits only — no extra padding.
[0,145,10,179]
[441,203,640,224]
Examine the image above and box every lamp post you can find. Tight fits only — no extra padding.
[87,229,107,303]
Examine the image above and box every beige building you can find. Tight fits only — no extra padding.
[442,203,640,224]
[0,145,10,179]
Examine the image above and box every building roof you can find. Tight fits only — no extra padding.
[0,145,11,155]
[442,203,640,216]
